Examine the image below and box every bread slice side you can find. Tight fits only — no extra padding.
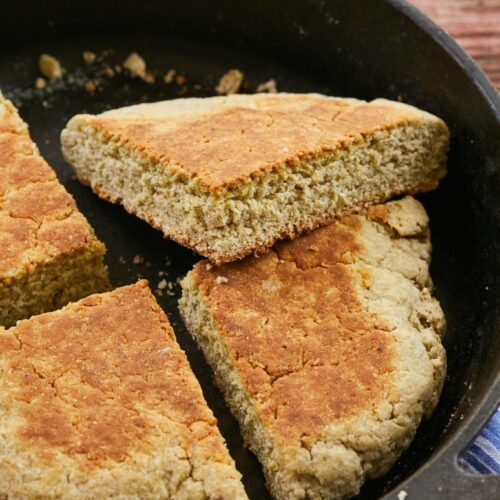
[0,280,247,499]
[179,197,446,499]
[0,91,109,326]
[61,94,449,264]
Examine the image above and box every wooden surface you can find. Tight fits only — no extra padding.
[411,0,500,89]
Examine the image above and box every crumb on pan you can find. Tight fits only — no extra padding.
[123,52,146,79]
[256,79,278,93]
[176,74,187,86]
[34,77,46,89]
[216,69,244,95]
[133,254,144,265]
[164,69,176,84]
[83,51,97,64]
[38,53,63,81]
[84,81,97,93]
[102,66,115,78]
[143,71,155,84]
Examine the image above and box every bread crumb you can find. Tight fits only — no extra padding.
[144,71,155,84]
[83,51,97,64]
[164,69,176,84]
[256,79,277,93]
[215,276,229,284]
[133,255,144,265]
[39,54,63,81]
[175,74,186,86]
[157,279,168,290]
[35,77,47,89]
[102,66,115,78]
[84,81,97,93]
[216,69,243,95]
[123,52,146,79]
[397,491,408,500]
[206,263,213,271]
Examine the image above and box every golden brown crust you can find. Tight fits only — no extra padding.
[0,92,108,312]
[83,95,437,192]
[2,281,218,463]
[191,220,396,445]
[180,197,446,498]
[0,281,246,498]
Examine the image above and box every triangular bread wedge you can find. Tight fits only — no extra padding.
[179,197,446,499]
[61,94,448,264]
[0,280,247,499]
[0,91,109,326]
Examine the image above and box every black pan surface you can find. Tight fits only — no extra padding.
[0,0,499,498]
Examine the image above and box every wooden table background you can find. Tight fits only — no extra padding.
[411,0,500,89]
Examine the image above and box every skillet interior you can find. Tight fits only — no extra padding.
[0,0,498,497]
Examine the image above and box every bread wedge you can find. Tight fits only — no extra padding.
[0,280,247,499]
[61,94,448,264]
[0,91,109,326]
[179,196,446,499]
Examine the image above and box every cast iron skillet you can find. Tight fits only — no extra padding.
[0,0,499,497]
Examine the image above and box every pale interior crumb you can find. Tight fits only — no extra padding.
[62,119,447,264]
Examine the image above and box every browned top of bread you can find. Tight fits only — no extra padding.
[65,93,446,192]
[191,215,396,444]
[188,197,445,448]
[0,281,245,498]
[0,280,221,462]
[0,92,103,281]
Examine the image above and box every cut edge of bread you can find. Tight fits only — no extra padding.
[178,197,447,499]
[61,96,448,264]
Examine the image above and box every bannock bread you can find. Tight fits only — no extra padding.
[61,93,449,264]
[0,91,109,326]
[179,197,446,499]
[0,280,247,499]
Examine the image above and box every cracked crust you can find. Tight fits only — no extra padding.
[179,197,446,499]
[0,91,109,326]
[0,280,247,499]
[63,94,444,191]
[61,93,449,264]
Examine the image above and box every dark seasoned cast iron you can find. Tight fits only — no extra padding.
[0,0,498,497]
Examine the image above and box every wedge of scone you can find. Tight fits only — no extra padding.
[179,196,446,499]
[0,280,247,499]
[61,93,449,264]
[0,91,109,326]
